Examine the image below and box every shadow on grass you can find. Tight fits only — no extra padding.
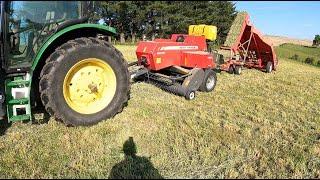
[31,106,51,124]
[0,119,11,136]
[109,137,163,179]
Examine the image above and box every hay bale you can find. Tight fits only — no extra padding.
[224,12,248,47]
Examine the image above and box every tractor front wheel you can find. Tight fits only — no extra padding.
[39,37,130,126]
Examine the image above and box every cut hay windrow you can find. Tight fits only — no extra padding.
[224,11,248,47]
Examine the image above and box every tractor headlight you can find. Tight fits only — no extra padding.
[0,91,4,104]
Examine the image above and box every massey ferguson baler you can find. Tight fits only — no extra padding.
[130,25,219,100]
[129,12,277,100]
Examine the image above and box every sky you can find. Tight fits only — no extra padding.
[235,1,320,40]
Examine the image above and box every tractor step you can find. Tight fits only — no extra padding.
[8,98,29,105]
[7,80,30,87]
[5,73,32,123]
[9,114,31,122]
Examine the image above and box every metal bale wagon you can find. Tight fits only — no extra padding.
[218,12,278,74]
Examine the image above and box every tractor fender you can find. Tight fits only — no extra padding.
[31,23,117,71]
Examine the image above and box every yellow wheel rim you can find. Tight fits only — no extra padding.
[63,58,116,114]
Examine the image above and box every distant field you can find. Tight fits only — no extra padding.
[275,43,320,67]
[264,35,313,47]
[0,45,319,178]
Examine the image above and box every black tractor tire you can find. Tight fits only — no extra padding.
[199,69,217,92]
[266,61,273,73]
[185,90,196,100]
[39,37,130,126]
[234,65,242,75]
[228,65,234,74]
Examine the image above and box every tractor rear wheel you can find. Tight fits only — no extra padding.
[39,37,130,126]
[266,61,273,73]
[199,69,217,92]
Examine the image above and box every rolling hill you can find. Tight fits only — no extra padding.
[264,35,313,47]
[275,43,320,67]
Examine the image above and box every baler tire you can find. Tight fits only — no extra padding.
[185,91,196,100]
[266,61,273,73]
[234,65,242,75]
[39,37,130,126]
[199,69,217,92]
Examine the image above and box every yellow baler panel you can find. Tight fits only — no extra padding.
[188,25,217,41]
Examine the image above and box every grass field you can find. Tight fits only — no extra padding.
[0,45,320,178]
[275,43,320,67]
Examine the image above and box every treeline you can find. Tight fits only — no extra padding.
[97,1,237,44]
[313,35,320,47]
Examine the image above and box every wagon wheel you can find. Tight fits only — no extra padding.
[266,61,273,73]
[228,65,234,74]
[234,65,242,75]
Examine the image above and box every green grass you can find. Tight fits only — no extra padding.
[0,45,320,178]
[275,43,320,66]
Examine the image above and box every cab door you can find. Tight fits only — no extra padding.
[3,1,35,73]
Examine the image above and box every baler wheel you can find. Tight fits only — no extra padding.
[185,91,196,100]
[199,69,217,92]
[266,61,273,73]
[234,65,242,75]
[39,37,130,126]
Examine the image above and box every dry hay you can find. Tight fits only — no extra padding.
[224,12,248,47]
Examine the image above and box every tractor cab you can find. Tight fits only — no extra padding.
[0,1,96,73]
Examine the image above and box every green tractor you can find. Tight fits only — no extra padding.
[0,1,130,126]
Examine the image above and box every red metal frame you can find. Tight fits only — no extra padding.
[136,34,215,71]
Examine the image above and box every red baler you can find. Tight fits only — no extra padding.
[129,12,277,100]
